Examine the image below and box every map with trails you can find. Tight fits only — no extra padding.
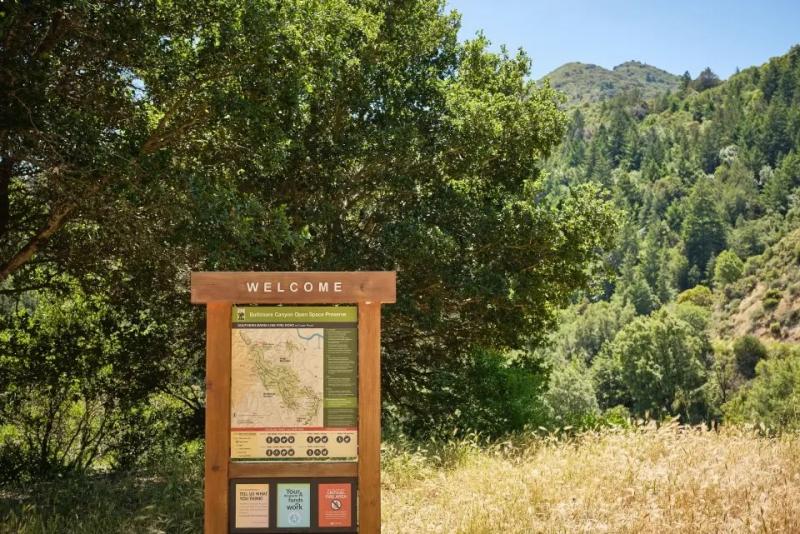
[231,328,324,428]
[230,306,359,462]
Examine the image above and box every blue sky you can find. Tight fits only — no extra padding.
[446,0,800,79]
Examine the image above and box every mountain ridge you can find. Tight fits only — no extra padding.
[541,60,681,106]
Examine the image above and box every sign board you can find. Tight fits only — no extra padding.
[192,272,395,534]
[230,306,358,462]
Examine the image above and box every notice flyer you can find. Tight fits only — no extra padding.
[318,482,353,528]
[277,483,311,528]
[234,483,269,529]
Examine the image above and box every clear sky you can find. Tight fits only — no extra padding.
[446,0,800,79]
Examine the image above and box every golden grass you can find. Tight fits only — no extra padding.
[382,425,800,533]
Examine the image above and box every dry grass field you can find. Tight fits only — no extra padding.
[382,425,800,534]
[2,425,800,533]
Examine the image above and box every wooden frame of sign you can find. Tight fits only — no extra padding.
[191,272,396,534]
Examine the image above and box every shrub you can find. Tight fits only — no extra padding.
[0,287,183,480]
[545,360,599,427]
[732,335,767,379]
[673,302,711,334]
[762,288,783,310]
[770,322,783,337]
[750,305,766,322]
[677,285,714,307]
[713,250,744,287]
[601,309,712,423]
[388,349,550,440]
[623,274,660,316]
[765,288,783,299]
[599,405,631,427]
[724,346,800,432]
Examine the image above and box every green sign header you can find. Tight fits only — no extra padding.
[232,306,357,324]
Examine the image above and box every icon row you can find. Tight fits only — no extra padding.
[265,436,295,444]
[264,449,295,457]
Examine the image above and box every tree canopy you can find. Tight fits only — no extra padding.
[0,0,619,469]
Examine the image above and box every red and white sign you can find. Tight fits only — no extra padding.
[318,483,352,528]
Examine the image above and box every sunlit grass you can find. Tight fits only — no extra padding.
[383,424,800,533]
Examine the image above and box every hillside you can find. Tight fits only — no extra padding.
[717,227,800,342]
[538,44,800,429]
[541,60,681,106]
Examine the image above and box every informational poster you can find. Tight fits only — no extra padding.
[230,306,358,462]
[233,483,270,529]
[277,483,311,528]
[318,483,353,528]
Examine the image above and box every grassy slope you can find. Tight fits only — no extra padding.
[3,427,799,533]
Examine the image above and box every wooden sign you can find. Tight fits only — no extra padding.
[191,272,396,534]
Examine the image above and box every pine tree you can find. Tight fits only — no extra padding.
[682,179,728,279]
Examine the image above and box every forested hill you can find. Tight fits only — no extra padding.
[539,45,800,428]
[541,60,681,106]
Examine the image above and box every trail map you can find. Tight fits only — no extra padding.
[231,328,324,428]
[230,306,358,462]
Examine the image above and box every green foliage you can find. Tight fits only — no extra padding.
[682,180,728,277]
[707,341,740,410]
[763,152,800,213]
[762,288,783,310]
[591,349,631,411]
[546,45,800,385]
[714,250,744,287]
[1,0,800,480]
[0,281,196,479]
[387,349,550,440]
[676,285,714,308]
[732,335,768,379]
[0,0,622,445]
[545,360,599,427]
[541,61,681,106]
[714,158,761,225]
[600,309,712,422]
[672,302,711,335]
[620,268,660,316]
[728,215,781,258]
[0,442,203,533]
[691,67,722,92]
[724,345,800,432]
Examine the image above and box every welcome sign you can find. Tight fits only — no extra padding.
[192,272,395,534]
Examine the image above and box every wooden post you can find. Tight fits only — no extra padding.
[358,302,382,533]
[205,301,231,534]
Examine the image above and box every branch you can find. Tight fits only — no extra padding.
[0,156,12,238]
[0,199,77,282]
[32,9,66,60]
[0,283,57,295]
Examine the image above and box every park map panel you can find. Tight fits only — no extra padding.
[230,306,358,462]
